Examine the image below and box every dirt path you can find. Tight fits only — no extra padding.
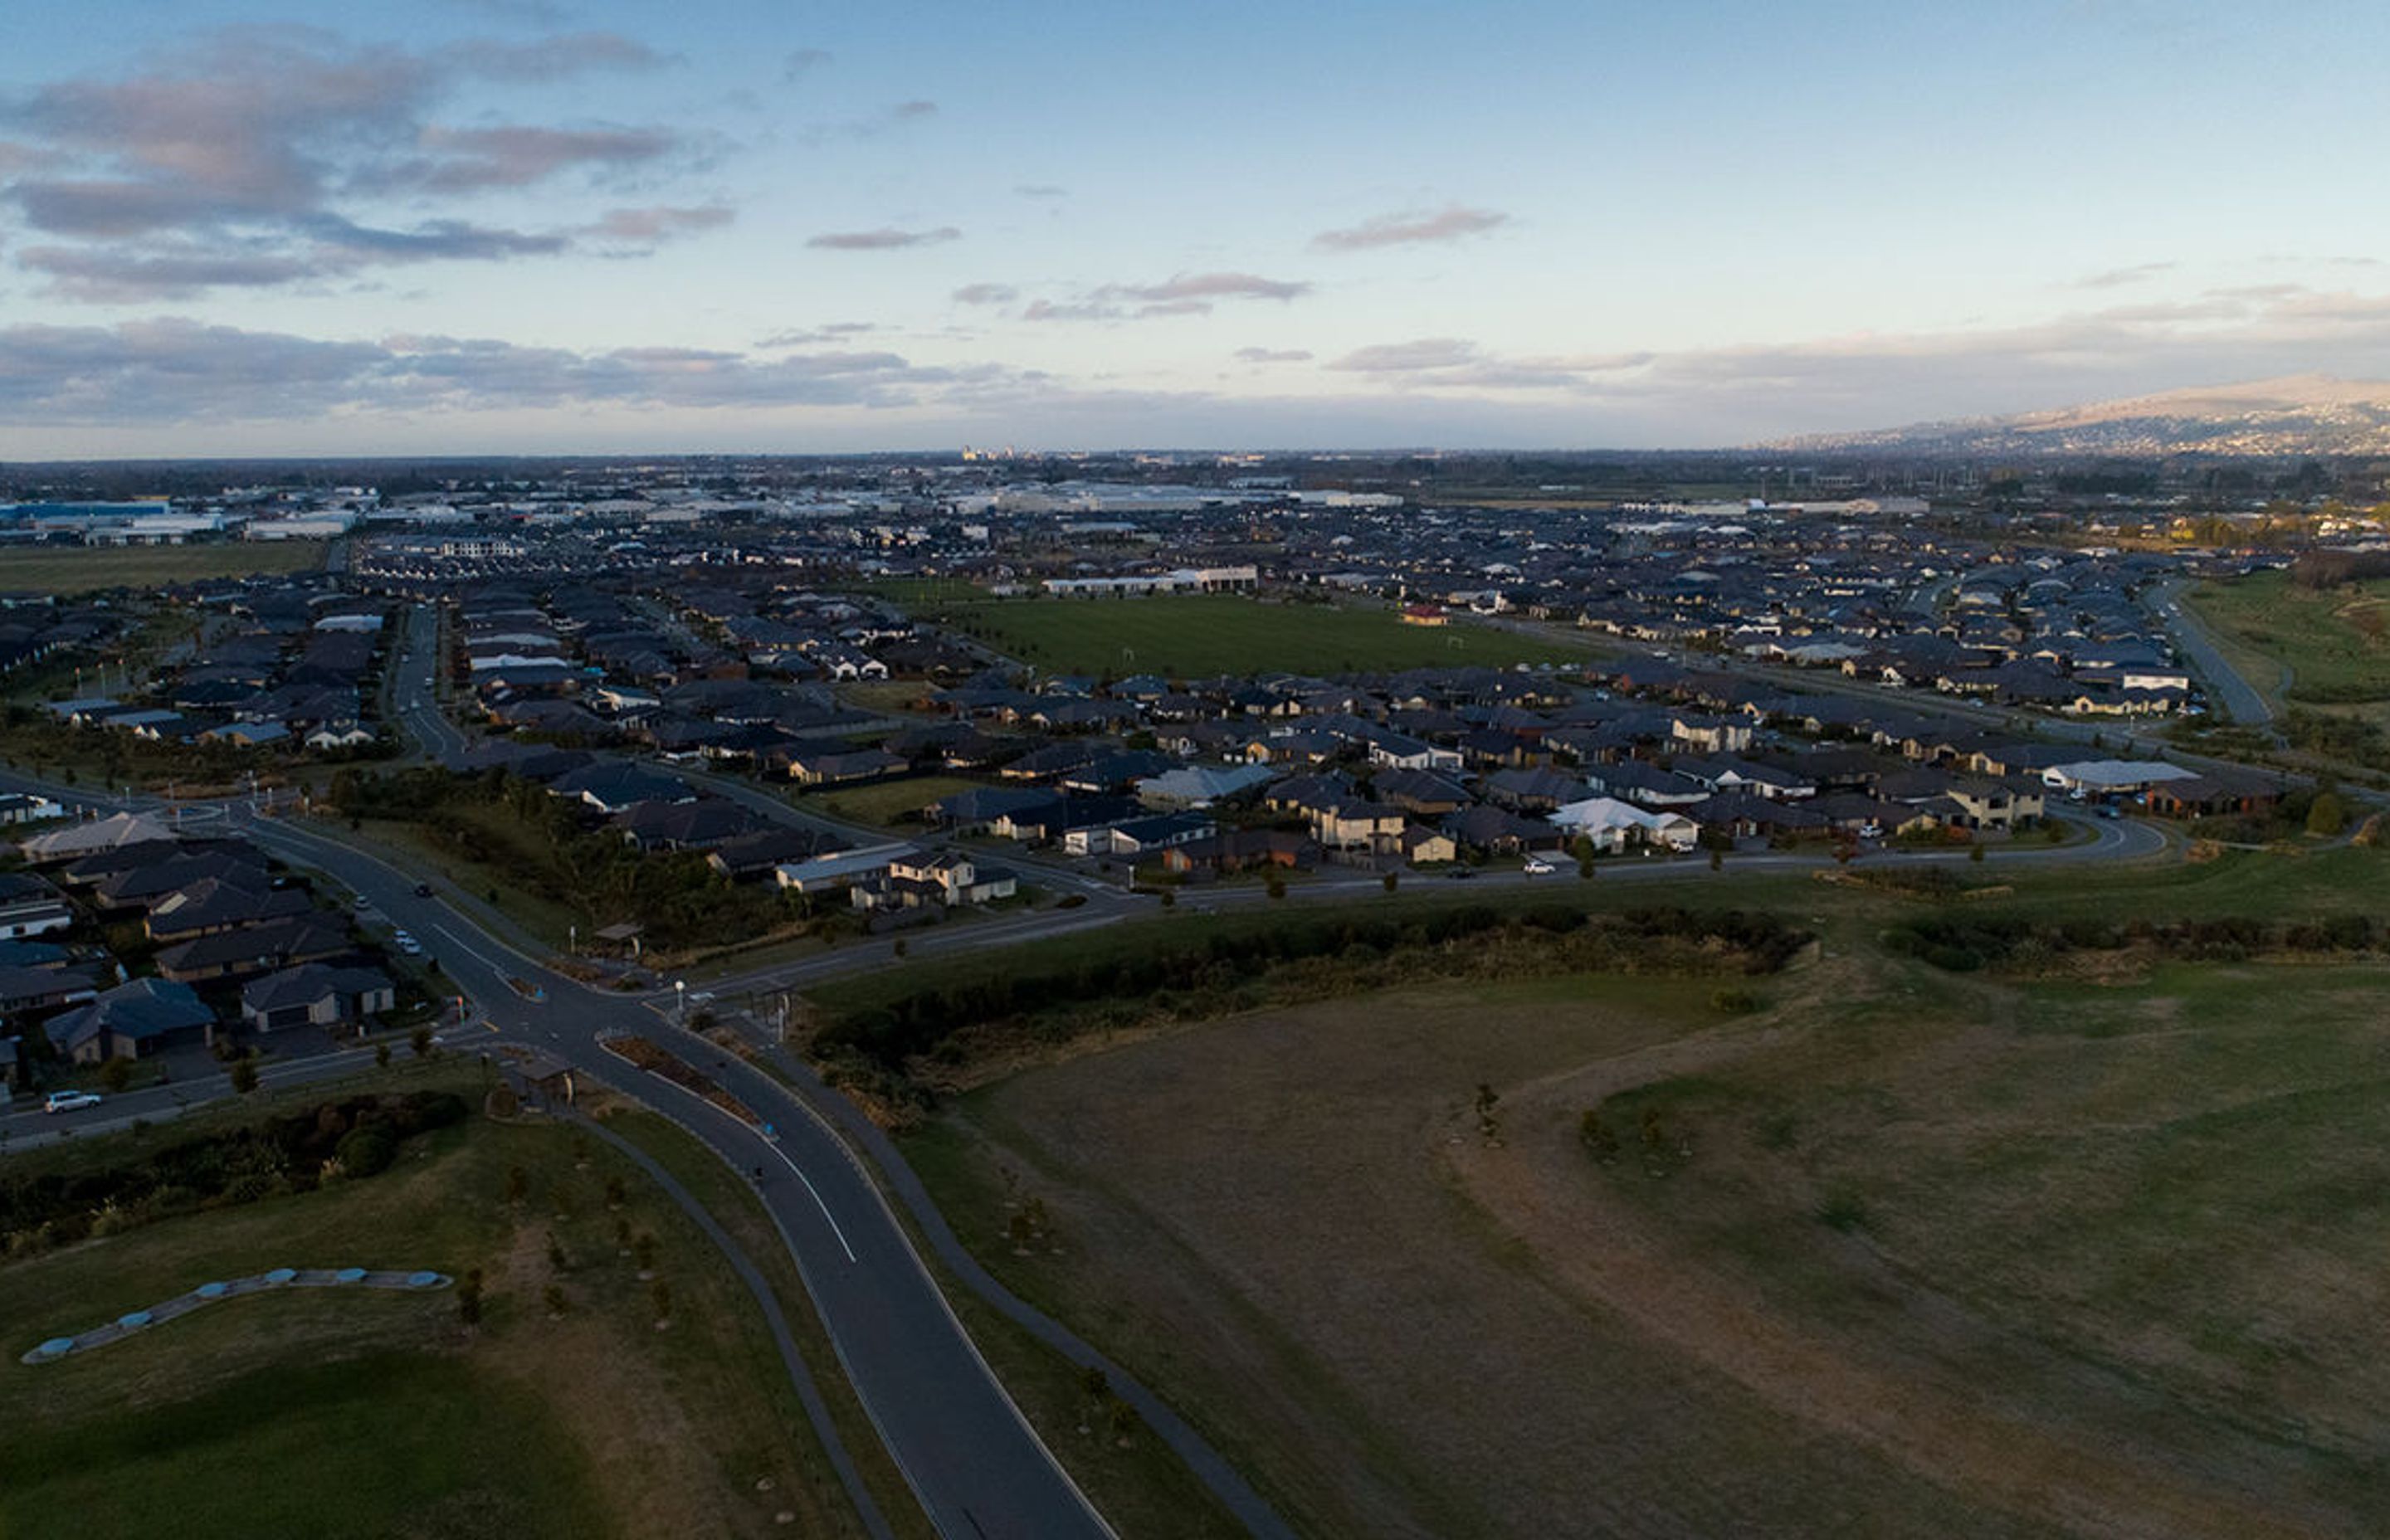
[1446,1039,2370,1540]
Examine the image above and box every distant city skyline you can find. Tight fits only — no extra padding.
[3,2,2389,456]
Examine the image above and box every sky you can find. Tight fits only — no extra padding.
[3,1,2390,456]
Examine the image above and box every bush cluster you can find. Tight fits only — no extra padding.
[0,1091,466,1258]
[1886,912,2381,972]
[820,904,1809,1070]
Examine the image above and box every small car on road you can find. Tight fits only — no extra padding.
[43,1090,102,1114]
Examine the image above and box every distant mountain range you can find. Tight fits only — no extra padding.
[1769,375,2390,457]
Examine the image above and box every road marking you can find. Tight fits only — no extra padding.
[761,1136,860,1264]
[430,924,514,979]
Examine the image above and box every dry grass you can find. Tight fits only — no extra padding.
[916,945,2390,1538]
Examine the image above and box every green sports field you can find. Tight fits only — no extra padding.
[0,541,328,597]
[933,594,1588,678]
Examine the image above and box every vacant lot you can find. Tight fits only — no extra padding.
[911,858,2390,1538]
[0,541,328,597]
[802,773,979,829]
[0,1069,875,1540]
[2189,570,2390,704]
[927,594,1586,678]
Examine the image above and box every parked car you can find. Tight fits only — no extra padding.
[392,931,423,956]
[413,882,434,898]
[1522,858,1555,875]
[43,1090,102,1114]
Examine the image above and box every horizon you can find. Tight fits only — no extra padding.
[5,4,2390,456]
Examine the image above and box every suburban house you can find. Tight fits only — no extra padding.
[44,977,217,1063]
[240,963,398,1035]
[0,875,75,940]
[848,851,1017,913]
[1549,796,1701,853]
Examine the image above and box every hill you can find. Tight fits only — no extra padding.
[1773,374,2390,457]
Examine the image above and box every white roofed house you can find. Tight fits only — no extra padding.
[849,850,1017,914]
[1549,795,1700,853]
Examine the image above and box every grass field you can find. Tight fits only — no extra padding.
[0,541,328,597]
[918,594,1587,678]
[802,773,980,829]
[900,846,2390,1538]
[2188,570,2390,704]
[0,1065,873,1540]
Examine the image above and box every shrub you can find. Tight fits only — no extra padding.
[334,1126,397,1178]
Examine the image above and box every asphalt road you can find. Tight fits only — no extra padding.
[239,810,1117,1540]
[2146,579,2278,727]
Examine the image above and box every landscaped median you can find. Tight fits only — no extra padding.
[602,1035,765,1128]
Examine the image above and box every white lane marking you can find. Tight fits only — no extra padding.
[632,1064,858,1265]
[761,1135,859,1264]
[430,923,515,981]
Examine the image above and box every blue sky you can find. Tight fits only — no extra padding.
[2,1,2387,455]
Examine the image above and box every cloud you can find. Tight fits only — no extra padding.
[0,316,1022,423]
[440,32,674,80]
[755,322,879,347]
[1014,183,1066,199]
[1021,299,1119,323]
[1312,206,1507,252]
[2071,261,2176,290]
[1022,270,1312,322]
[1235,347,1312,363]
[1099,271,1307,304]
[0,26,702,299]
[783,48,832,81]
[1328,337,1481,372]
[585,203,734,244]
[952,282,1017,305]
[374,124,679,193]
[807,226,960,250]
[797,100,946,144]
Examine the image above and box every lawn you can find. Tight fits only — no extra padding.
[0,1065,871,1540]
[2188,570,2390,704]
[0,541,329,597]
[924,594,1587,679]
[802,772,981,829]
[897,849,2390,1538]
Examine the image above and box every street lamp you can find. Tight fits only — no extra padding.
[674,979,685,1024]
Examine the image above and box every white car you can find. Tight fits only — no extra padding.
[392,931,423,956]
[43,1090,102,1114]
[1522,858,1556,875]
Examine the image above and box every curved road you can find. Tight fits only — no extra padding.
[240,809,1117,1540]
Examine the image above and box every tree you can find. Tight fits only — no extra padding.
[546,1231,568,1273]
[1265,875,1287,901]
[633,1231,658,1276]
[1578,1109,1621,1162]
[374,1041,392,1068]
[604,1176,627,1210]
[2309,792,2349,836]
[544,1283,568,1317]
[1474,1082,1500,1140]
[228,1054,259,1094]
[409,1026,434,1059]
[1968,841,1987,864]
[650,1278,673,1323]
[1382,870,1399,894]
[1709,847,1724,872]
